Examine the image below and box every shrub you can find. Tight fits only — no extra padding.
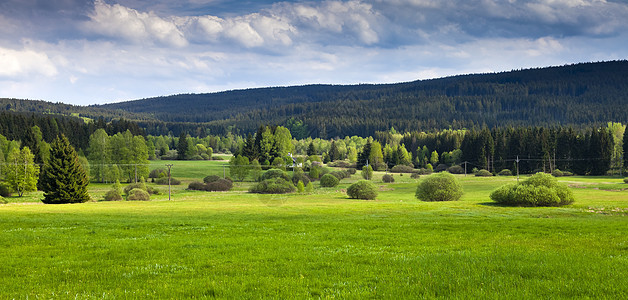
[346,168,357,175]
[188,181,207,191]
[490,172,574,207]
[382,174,395,183]
[410,172,421,179]
[309,167,320,180]
[124,182,147,195]
[415,172,463,202]
[127,188,150,201]
[296,180,305,193]
[0,196,7,204]
[434,164,449,172]
[391,165,414,173]
[562,171,574,176]
[330,170,350,180]
[320,174,340,187]
[206,179,233,191]
[261,169,291,181]
[305,181,314,193]
[149,168,166,179]
[475,169,493,177]
[249,178,296,194]
[624,178,628,184]
[203,175,221,183]
[551,169,564,177]
[103,189,123,201]
[426,164,434,173]
[155,177,181,185]
[447,165,465,174]
[0,182,12,197]
[291,168,311,185]
[415,168,431,175]
[347,180,378,200]
[361,165,374,180]
[328,161,353,168]
[498,169,513,176]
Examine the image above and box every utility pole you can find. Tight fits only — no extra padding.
[516,156,520,183]
[166,164,173,201]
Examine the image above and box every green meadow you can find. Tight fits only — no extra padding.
[1,160,627,298]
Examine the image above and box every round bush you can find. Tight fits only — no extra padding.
[291,171,311,186]
[149,168,166,179]
[127,188,150,201]
[347,180,378,200]
[320,174,340,187]
[249,178,296,194]
[551,169,564,177]
[475,169,493,177]
[188,181,207,191]
[410,172,421,179]
[497,169,512,176]
[434,164,449,172]
[124,182,147,195]
[155,177,181,185]
[391,165,414,173]
[447,165,465,174]
[330,170,349,180]
[203,175,222,183]
[206,179,233,191]
[0,182,12,197]
[624,178,628,184]
[490,172,574,206]
[415,172,463,202]
[382,174,395,183]
[261,169,291,181]
[103,189,123,201]
[0,196,8,204]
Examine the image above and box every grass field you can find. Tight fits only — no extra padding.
[1,160,627,298]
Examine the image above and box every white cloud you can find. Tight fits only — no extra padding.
[0,46,58,78]
[85,0,187,47]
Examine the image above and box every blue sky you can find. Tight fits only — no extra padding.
[1,0,627,105]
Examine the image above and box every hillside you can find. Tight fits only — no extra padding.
[2,61,627,138]
[99,61,628,137]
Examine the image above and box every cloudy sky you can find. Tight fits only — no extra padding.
[1,0,627,105]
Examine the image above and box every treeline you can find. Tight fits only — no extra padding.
[0,111,144,150]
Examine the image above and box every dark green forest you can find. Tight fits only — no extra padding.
[2,61,627,138]
[99,60,628,137]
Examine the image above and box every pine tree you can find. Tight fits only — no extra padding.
[40,134,90,204]
[624,125,628,172]
[177,132,189,160]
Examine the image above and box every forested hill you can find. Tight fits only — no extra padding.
[96,61,628,137]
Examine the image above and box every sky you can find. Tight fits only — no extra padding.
[1,0,627,105]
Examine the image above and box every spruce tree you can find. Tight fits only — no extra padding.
[40,134,90,204]
[624,125,628,172]
[177,132,188,160]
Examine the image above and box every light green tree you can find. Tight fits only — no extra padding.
[5,147,40,197]
[430,151,439,165]
[229,155,250,182]
[87,129,109,183]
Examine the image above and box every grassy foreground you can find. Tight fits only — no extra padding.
[1,162,627,298]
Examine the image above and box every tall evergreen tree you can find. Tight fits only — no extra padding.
[40,134,90,204]
[177,132,188,160]
[329,140,340,161]
[307,141,316,156]
[623,125,628,172]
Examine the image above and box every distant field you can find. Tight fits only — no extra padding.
[1,161,627,298]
